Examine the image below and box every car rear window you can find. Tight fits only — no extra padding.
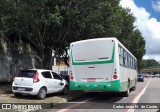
[16,70,36,78]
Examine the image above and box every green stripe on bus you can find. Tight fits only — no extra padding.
[70,79,136,92]
[70,80,121,92]
[71,43,115,65]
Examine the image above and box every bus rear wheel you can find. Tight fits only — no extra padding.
[123,82,130,97]
[131,79,137,91]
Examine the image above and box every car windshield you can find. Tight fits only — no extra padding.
[16,70,36,78]
[138,74,143,77]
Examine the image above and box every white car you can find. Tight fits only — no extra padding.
[155,74,160,78]
[12,69,68,99]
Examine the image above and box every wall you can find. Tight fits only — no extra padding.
[0,37,39,83]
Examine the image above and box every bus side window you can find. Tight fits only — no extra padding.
[130,56,132,68]
[128,55,130,68]
[123,50,125,66]
[119,46,123,66]
[130,57,132,69]
[123,50,128,67]
[134,59,137,70]
[133,58,135,69]
[127,53,129,68]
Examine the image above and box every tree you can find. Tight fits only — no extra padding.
[0,0,146,70]
[144,59,160,69]
[130,30,146,71]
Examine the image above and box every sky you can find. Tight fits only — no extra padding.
[120,0,160,62]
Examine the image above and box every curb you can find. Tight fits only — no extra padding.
[0,90,12,94]
[41,91,86,110]
[11,91,86,112]
[0,90,86,112]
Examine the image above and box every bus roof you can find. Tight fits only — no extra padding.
[70,37,137,60]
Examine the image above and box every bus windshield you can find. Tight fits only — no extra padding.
[71,39,114,62]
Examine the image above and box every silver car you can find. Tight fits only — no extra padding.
[12,69,68,99]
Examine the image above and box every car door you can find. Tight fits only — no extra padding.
[52,72,64,92]
[41,71,56,93]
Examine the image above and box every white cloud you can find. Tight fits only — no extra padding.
[120,0,160,61]
[146,18,160,39]
[152,0,160,12]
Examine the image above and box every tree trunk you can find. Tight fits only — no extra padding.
[42,48,52,69]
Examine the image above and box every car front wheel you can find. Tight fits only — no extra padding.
[37,87,47,100]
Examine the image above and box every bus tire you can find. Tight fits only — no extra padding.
[131,86,136,91]
[132,81,137,91]
[124,82,130,97]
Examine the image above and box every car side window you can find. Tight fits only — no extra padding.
[52,72,61,80]
[41,72,52,79]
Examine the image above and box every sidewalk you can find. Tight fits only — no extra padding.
[0,84,86,112]
[0,83,86,103]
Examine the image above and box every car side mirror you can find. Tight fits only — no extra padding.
[60,76,63,80]
[59,76,64,85]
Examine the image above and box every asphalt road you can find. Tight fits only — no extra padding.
[1,78,159,112]
[48,78,160,112]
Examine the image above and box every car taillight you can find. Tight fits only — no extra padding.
[33,72,40,83]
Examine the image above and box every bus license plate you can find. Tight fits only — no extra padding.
[87,78,96,82]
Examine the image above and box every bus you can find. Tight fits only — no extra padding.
[69,37,137,97]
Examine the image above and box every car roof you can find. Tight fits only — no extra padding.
[22,69,51,72]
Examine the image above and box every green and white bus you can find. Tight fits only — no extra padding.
[69,37,137,96]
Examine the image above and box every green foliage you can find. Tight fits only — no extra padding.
[142,59,160,69]
[128,29,146,71]
[0,0,146,69]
